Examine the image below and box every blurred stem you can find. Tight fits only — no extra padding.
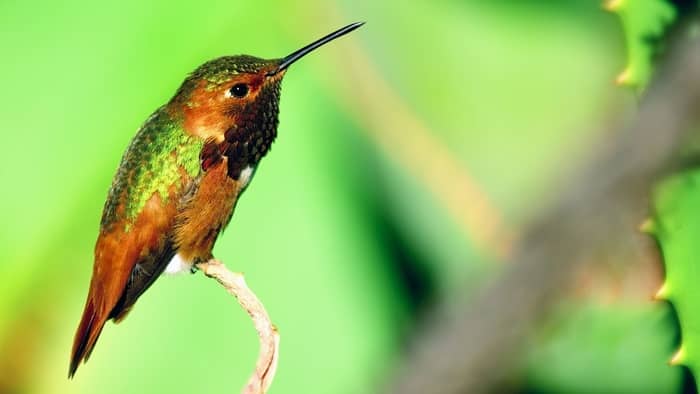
[388,32,700,393]
[303,11,514,260]
[195,260,279,394]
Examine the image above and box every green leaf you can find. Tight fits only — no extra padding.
[606,0,677,91]
[526,303,680,393]
[650,169,700,376]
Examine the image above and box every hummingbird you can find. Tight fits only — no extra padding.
[69,22,364,377]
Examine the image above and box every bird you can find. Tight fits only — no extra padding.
[69,22,364,378]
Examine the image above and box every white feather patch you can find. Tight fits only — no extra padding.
[239,166,254,188]
[164,253,192,275]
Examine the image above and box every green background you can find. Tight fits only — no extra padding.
[0,1,683,393]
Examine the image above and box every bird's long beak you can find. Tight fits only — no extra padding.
[267,22,365,76]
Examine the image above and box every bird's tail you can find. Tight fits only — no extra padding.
[69,298,107,378]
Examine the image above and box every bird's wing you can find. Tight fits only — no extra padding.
[69,109,203,377]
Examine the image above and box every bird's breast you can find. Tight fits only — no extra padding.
[173,160,244,262]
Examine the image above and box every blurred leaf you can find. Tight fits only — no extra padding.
[607,0,677,90]
[650,170,700,380]
[526,303,681,393]
[324,0,626,292]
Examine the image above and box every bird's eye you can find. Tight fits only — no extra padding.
[229,83,249,98]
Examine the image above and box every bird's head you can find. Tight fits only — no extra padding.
[170,22,364,144]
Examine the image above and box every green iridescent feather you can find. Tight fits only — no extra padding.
[100,107,203,231]
[175,56,279,97]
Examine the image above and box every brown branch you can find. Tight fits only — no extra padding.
[196,260,279,394]
[388,34,700,393]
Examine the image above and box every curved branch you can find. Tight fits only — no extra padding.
[196,260,279,394]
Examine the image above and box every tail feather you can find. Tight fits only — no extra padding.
[69,299,107,378]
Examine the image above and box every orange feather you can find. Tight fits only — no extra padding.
[175,160,241,261]
[69,191,177,377]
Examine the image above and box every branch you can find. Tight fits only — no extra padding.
[389,34,700,393]
[196,260,279,394]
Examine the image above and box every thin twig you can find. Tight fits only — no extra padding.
[196,260,279,394]
[389,32,700,394]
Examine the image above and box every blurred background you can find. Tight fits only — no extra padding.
[0,1,686,393]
